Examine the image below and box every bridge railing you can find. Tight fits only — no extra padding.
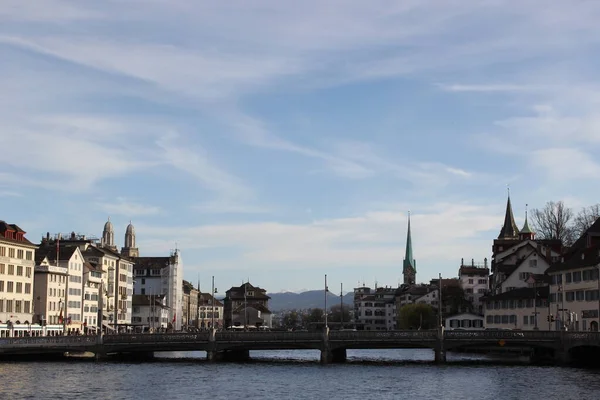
[0,335,97,347]
[330,330,438,340]
[216,331,322,342]
[103,332,211,344]
[444,330,560,340]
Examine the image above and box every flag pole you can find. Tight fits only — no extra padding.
[211,276,215,331]
[324,274,328,330]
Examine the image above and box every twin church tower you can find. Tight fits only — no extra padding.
[101,218,139,258]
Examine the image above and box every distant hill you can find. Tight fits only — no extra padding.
[267,290,354,312]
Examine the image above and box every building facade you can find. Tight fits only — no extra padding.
[198,292,224,329]
[546,218,600,331]
[354,286,397,331]
[458,259,489,314]
[224,282,272,328]
[0,221,36,324]
[133,250,183,330]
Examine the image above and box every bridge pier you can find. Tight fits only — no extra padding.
[215,349,250,362]
[434,346,446,363]
[553,349,571,365]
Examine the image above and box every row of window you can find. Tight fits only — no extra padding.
[0,247,33,260]
[48,288,66,298]
[0,280,32,294]
[448,319,484,328]
[465,288,486,294]
[67,301,82,308]
[0,299,31,313]
[486,315,537,325]
[549,290,600,303]
[551,268,600,284]
[0,264,33,277]
[68,288,82,296]
[486,298,547,309]
[69,275,82,283]
[465,279,487,285]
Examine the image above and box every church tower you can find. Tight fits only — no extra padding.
[102,217,116,250]
[121,221,139,258]
[403,213,416,285]
[519,204,535,241]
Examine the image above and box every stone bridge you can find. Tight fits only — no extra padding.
[1,330,599,364]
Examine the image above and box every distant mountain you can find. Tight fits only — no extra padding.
[267,290,354,312]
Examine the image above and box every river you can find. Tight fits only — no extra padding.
[1,349,599,399]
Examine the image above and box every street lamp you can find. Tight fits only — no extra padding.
[324,274,329,331]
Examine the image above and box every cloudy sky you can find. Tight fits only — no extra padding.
[1,1,599,293]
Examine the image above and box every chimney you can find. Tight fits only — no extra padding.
[484,258,488,269]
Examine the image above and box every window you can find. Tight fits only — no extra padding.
[478,279,487,284]
[16,265,23,276]
[7,265,14,275]
[0,281,3,291]
[8,248,15,258]
[573,271,582,283]
[0,264,4,274]
[529,259,537,267]
[25,267,32,277]
[25,283,31,294]
[7,281,13,292]
[468,279,473,284]
[523,316,529,325]
[16,282,22,293]
[0,246,5,256]
[565,272,572,283]
[25,251,32,261]
[16,249,24,259]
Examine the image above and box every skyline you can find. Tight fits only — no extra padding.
[1,1,600,292]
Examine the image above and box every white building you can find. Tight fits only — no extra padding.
[354,286,397,331]
[133,250,183,330]
[0,221,36,324]
[458,259,489,314]
[132,294,169,330]
[484,286,550,330]
[82,262,101,332]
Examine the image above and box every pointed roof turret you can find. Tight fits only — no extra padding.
[498,193,520,239]
[520,205,533,234]
[404,213,414,267]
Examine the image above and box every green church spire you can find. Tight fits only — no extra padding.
[403,212,416,284]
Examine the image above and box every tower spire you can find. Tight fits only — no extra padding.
[498,192,520,239]
[519,203,534,239]
[403,211,416,285]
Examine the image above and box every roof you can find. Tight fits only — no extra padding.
[226,282,270,300]
[233,303,272,314]
[459,266,489,275]
[403,214,416,271]
[35,246,78,265]
[134,256,172,269]
[520,212,534,234]
[0,220,35,247]
[132,294,166,307]
[498,195,520,239]
[483,286,549,301]
[565,217,600,257]
[199,293,223,307]
[546,243,600,274]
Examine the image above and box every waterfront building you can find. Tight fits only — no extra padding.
[33,245,85,331]
[354,286,397,331]
[0,221,36,324]
[484,286,550,330]
[490,195,562,295]
[133,250,183,330]
[224,282,272,328]
[458,259,489,314]
[546,218,600,331]
[198,291,224,329]
[132,294,169,330]
[82,262,101,332]
[182,281,199,328]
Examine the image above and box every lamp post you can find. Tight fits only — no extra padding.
[211,276,215,331]
[340,282,343,330]
[596,264,600,332]
[324,274,329,330]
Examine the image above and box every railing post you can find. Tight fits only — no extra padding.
[206,328,217,362]
[320,326,331,364]
[435,326,446,363]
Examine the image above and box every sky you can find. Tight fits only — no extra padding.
[1,1,600,294]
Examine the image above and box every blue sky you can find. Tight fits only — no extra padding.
[1,1,600,293]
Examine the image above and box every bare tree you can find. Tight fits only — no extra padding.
[573,204,600,238]
[530,201,575,246]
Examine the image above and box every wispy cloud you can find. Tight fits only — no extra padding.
[96,197,161,217]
